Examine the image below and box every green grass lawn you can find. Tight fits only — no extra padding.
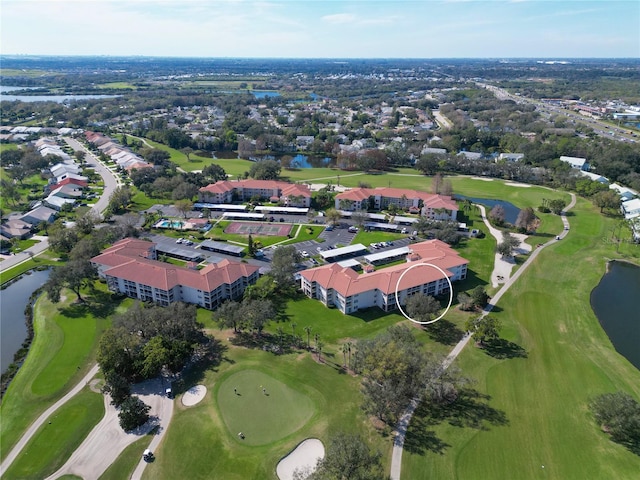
[143,347,389,480]
[217,369,315,446]
[2,387,104,480]
[0,286,130,462]
[351,230,406,246]
[99,429,156,480]
[401,197,640,480]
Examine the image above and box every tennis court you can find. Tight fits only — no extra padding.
[225,222,292,236]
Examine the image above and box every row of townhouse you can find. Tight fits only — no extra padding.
[35,138,91,210]
[91,238,260,309]
[84,131,150,172]
[334,187,458,221]
[300,239,468,315]
[198,179,312,207]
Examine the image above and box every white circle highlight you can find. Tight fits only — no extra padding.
[394,262,453,325]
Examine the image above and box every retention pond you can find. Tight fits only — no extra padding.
[590,260,640,371]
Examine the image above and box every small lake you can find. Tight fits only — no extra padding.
[0,269,50,374]
[590,261,640,371]
[1,85,119,103]
[214,152,334,169]
[455,195,521,225]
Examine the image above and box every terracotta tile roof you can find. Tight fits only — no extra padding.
[300,239,467,297]
[92,238,258,293]
[335,187,458,210]
[200,180,311,198]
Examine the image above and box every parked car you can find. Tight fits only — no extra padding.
[279,218,285,222]
[176,238,183,244]
[325,225,334,231]
[401,228,408,234]
[301,250,309,258]
[348,226,358,233]
[310,258,318,265]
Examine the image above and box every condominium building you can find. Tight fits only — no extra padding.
[199,180,311,207]
[334,187,458,220]
[91,238,259,310]
[300,239,468,314]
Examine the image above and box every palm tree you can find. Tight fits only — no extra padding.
[314,333,320,352]
[346,341,352,370]
[342,343,349,368]
[304,326,312,350]
[317,341,324,362]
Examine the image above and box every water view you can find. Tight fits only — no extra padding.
[0,269,50,374]
[590,260,640,370]
[455,195,521,225]
[0,85,119,102]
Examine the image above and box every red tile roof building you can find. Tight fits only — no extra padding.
[300,239,468,314]
[335,187,458,220]
[199,180,311,207]
[91,238,259,310]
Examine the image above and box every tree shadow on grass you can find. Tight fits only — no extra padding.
[172,337,228,395]
[58,290,119,319]
[482,338,528,359]
[230,331,300,355]
[429,388,509,430]
[423,319,464,346]
[404,387,508,456]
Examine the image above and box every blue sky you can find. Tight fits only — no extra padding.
[1,0,638,58]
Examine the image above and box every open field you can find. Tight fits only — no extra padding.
[401,197,640,479]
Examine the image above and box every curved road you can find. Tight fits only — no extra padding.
[390,193,576,480]
[0,136,120,274]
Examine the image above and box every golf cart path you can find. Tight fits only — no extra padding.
[0,364,100,475]
[389,193,576,480]
[46,378,174,480]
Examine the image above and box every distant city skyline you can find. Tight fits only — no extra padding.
[1,0,638,59]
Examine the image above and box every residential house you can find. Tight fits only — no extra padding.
[0,219,32,239]
[497,153,525,162]
[20,206,57,226]
[560,155,589,171]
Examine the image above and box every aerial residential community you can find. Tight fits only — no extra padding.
[1,2,640,479]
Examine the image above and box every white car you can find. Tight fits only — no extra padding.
[301,251,309,258]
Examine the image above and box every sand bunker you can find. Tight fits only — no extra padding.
[182,385,207,407]
[276,438,325,480]
[505,182,531,188]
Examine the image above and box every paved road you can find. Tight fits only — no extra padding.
[389,193,576,480]
[0,137,120,274]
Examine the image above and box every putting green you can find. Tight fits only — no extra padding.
[217,369,315,446]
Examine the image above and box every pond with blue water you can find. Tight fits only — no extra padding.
[590,260,640,371]
[1,269,50,374]
[455,195,521,225]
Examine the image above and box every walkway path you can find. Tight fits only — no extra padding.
[389,193,576,480]
[0,364,100,475]
[45,378,174,480]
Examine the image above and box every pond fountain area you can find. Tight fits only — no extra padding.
[590,260,640,371]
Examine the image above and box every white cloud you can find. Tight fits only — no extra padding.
[322,13,357,24]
